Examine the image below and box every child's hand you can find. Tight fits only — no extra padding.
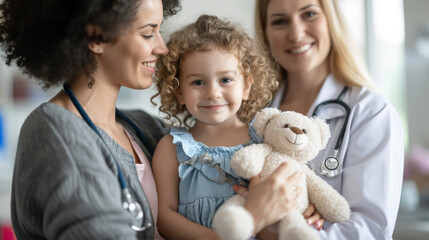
[303,203,325,231]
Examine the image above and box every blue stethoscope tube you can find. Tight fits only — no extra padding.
[63,84,152,232]
[310,86,350,178]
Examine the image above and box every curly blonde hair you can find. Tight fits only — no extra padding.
[152,14,279,127]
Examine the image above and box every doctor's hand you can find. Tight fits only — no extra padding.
[303,203,325,231]
[233,162,302,234]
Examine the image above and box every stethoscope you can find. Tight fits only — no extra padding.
[63,84,153,232]
[309,86,350,178]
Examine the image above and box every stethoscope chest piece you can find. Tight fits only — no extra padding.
[122,189,152,231]
[320,157,343,178]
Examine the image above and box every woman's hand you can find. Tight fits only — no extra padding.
[235,162,302,234]
[303,203,325,231]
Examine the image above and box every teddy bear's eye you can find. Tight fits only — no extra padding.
[283,124,290,128]
[302,129,307,134]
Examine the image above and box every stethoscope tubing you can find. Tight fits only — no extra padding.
[63,84,128,189]
[311,86,350,178]
[312,95,351,151]
[63,84,151,232]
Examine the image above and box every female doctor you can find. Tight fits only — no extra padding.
[1,0,304,239]
[255,0,404,239]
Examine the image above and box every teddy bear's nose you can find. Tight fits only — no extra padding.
[290,126,304,135]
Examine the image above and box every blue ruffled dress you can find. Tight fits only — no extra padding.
[169,127,261,228]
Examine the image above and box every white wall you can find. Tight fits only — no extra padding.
[162,0,256,37]
[404,0,429,49]
[404,0,429,148]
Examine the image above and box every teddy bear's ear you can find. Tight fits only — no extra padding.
[253,108,281,136]
[313,118,331,149]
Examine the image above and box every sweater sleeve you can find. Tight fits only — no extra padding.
[12,108,139,240]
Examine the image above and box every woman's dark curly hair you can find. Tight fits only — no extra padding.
[0,0,181,88]
[152,15,279,127]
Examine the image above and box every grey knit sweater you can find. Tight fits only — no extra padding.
[11,102,164,240]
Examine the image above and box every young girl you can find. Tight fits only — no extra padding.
[151,15,279,239]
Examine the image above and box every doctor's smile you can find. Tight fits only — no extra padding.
[141,61,157,73]
[288,43,313,54]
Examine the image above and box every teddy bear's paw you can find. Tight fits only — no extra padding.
[212,205,254,240]
[231,151,263,179]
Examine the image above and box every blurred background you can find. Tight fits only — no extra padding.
[0,0,428,239]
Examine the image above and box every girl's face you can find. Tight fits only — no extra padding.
[176,48,252,126]
[96,0,168,90]
[265,0,331,76]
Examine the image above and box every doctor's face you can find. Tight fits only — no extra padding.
[96,0,168,90]
[265,0,331,76]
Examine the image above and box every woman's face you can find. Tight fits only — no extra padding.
[265,0,331,76]
[97,0,168,90]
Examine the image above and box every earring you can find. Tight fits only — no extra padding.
[172,77,180,90]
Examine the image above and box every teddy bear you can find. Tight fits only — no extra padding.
[212,108,351,240]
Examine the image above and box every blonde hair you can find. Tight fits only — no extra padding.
[255,0,376,90]
[152,14,279,127]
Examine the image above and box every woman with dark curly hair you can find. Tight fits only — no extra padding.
[0,0,180,239]
[0,0,306,239]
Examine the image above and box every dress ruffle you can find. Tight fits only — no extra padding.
[171,127,248,183]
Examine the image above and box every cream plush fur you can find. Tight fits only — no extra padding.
[212,108,351,240]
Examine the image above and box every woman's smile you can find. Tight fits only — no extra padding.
[288,43,313,54]
[142,61,157,74]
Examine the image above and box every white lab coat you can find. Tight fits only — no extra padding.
[271,75,404,240]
